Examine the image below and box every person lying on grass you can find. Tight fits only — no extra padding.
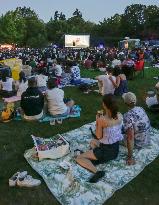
[76,94,123,183]
[123,92,151,165]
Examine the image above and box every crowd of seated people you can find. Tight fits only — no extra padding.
[20,77,75,121]
[0,45,157,185]
[95,66,128,96]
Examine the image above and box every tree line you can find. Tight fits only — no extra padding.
[0,4,158,48]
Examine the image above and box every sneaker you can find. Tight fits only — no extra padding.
[153,76,159,80]
[56,119,63,124]
[50,119,55,125]
[89,171,105,183]
[9,171,28,187]
[17,175,41,187]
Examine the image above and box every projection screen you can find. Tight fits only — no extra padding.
[65,35,90,48]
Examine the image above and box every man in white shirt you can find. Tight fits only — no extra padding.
[95,68,116,95]
[46,78,74,116]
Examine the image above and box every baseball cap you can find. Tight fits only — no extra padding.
[122,92,137,105]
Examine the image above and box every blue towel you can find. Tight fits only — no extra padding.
[39,105,81,122]
[14,105,81,122]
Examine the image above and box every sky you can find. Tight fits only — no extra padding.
[0,0,158,23]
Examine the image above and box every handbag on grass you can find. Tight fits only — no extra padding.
[31,134,70,161]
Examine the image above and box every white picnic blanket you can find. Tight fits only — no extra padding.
[24,122,159,205]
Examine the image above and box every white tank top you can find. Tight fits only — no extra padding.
[100,123,123,144]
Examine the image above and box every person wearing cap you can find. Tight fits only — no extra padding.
[123,92,151,165]
[146,82,159,108]
[20,77,44,120]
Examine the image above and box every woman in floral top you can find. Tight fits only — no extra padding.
[123,92,151,165]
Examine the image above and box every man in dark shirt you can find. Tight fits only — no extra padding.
[21,77,44,120]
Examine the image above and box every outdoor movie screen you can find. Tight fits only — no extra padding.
[65,35,90,48]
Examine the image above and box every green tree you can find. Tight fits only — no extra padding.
[144,5,159,38]
[98,14,122,37]
[0,7,47,47]
[54,11,59,20]
[59,12,66,21]
[120,4,146,38]
[73,8,82,18]
[15,7,47,47]
[46,17,68,43]
[0,11,26,44]
[0,12,16,43]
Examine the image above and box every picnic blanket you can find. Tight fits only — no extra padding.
[39,105,81,122]
[24,122,159,205]
[14,105,81,121]
[60,78,98,88]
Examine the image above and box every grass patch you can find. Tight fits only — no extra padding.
[1,67,159,205]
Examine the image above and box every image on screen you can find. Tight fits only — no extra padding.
[65,35,90,48]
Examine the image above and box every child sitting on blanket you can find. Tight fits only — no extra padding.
[76,94,123,183]
[45,78,74,117]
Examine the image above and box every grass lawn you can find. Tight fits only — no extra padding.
[1,67,159,205]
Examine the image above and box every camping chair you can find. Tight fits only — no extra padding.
[133,60,144,78]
